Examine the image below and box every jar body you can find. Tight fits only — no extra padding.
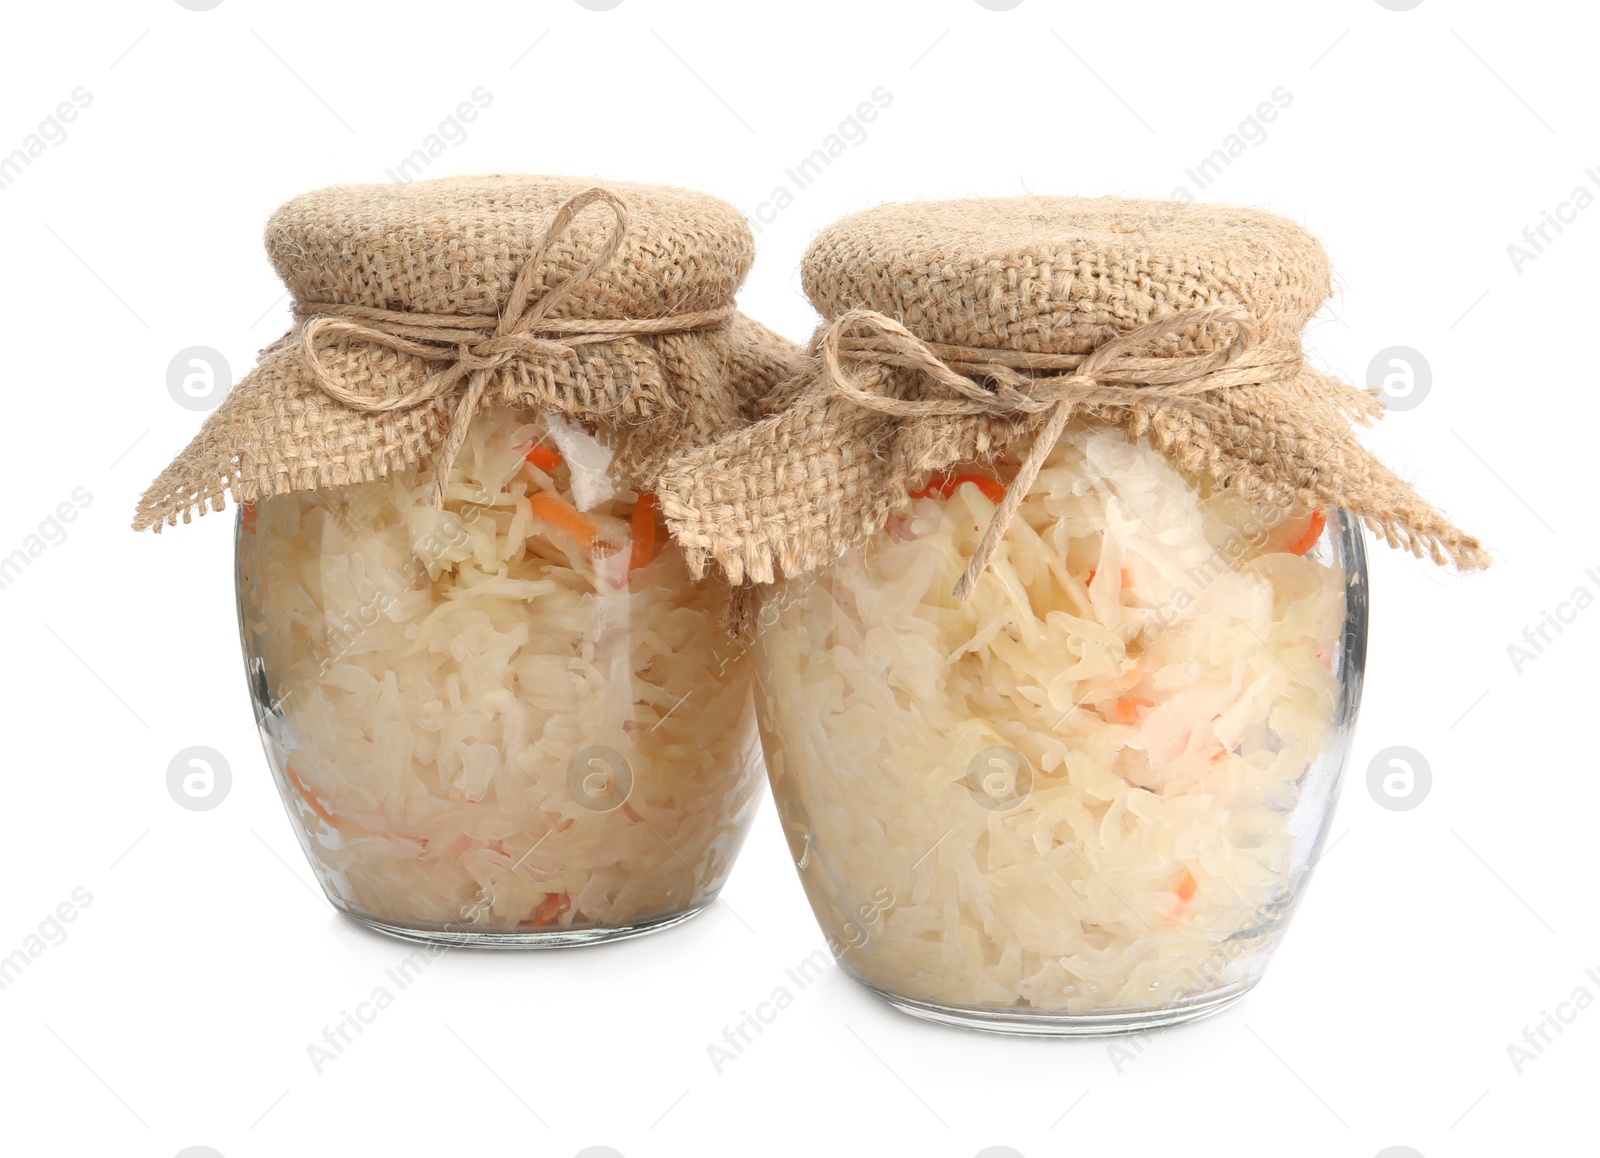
[752,426,1365,1032]
[236,408,763,945]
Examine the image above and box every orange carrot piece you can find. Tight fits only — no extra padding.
[1113,697,1154,724]
[528,493,603,548]
[1085,567,1135,589]
[1285,509,1327,556]
[525,444,563,471]
[285,761,339,828]
[629,492,659,573]
[530,892,569,926]
[1176,868,1198,903]
[911,474,1007,505]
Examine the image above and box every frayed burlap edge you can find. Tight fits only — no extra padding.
[656,348,1489,587]
[134,314,798,531]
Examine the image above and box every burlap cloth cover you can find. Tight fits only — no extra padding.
[134,175,799,530]
[657,197,1486,594]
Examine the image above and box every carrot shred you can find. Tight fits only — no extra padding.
[1112,697,1154,724]
[524,444,563,471]
[530,892,569,926]
[528,493,603,548]
[629,492,659,574]
[1085,566,1136,589]
[1164,867,1200,921]
[1285,509,1327,555]
[910,473,1007,505]
[285,761,339,828]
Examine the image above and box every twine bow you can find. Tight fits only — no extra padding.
[298,187,733,507]
[818,304,1304,602]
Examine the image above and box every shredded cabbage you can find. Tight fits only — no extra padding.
[752,426,1348,1014]
[238,408,762,935]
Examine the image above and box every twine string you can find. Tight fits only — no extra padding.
[817,304,1301,602]
[298,187,732,508]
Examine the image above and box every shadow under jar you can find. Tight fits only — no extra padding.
[751,425,1366,1033]
[238,407,764,946]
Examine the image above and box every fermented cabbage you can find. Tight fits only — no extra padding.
[753,426,1347,1014]
[237,408,762,937]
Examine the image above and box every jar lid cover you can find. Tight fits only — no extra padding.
[803,196,1329,352]
[270,174,754,319]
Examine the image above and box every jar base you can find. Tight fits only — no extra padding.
[339,902,710,949]
[861,981,1256,1037]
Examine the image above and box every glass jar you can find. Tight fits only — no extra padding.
[751,423,1365,1032]
[237,406,763,946]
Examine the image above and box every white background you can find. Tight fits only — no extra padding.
[0,1,1592,1156]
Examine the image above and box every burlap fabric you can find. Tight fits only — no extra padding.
[657,196,1487,594]
[134,175,799,530]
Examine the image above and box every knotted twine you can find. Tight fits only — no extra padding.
[297,188,733,508]
[818,304,1302,601]
[658,289,1488,596]
[133,174,798,531]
